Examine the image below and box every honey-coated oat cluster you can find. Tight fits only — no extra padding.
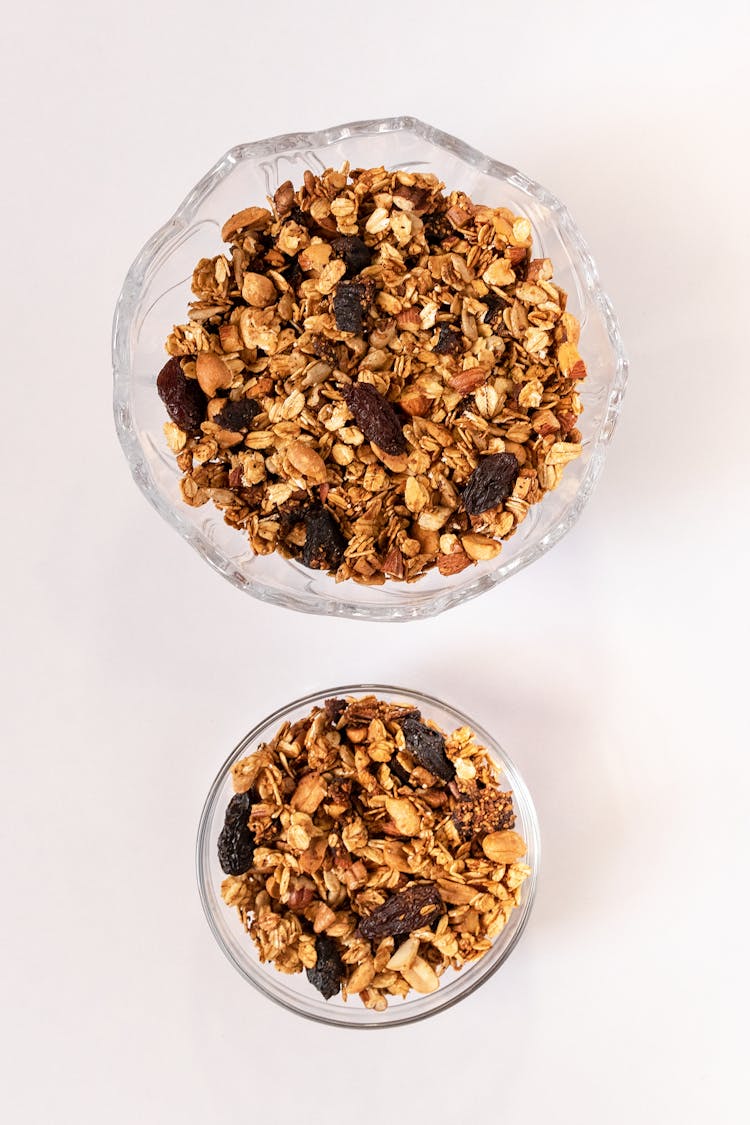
[159,166,586,583]
[218,696,530,1008]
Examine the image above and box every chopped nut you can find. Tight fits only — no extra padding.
[242,272,277,308]
[482,830,527,864]
[195,352,233,396]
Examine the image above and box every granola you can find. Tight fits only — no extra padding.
[218,695,530,1008]
[159,166,586,584]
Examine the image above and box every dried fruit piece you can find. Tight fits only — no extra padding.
[306,934,345,1000]
[332,279,373,333]
[301,505,346,570]
[399,712,455,782]
[156,357,206,435]
[343,382,406,456]
[462,452,519,516]
[217,791,255,875]
[359,883,444,941]
[452,782,515,841]
[433,324,463,356]
[213,398,261,433]
[331,235,371,277]
[324,697,347,726]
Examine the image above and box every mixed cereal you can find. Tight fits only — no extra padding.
[218,695,530,1008]
[159,166,586,584]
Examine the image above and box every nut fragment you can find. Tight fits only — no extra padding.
[286,440,327,484]
[401,957,440,994]
[481,830,527,864]
[195,353,233,396]
[242,272,277,307]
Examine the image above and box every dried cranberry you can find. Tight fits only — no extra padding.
[156,357,206,435]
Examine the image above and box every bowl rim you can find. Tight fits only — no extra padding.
[195,682,541,1028]
[113,115,628,621]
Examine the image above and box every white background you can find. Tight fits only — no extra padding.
[2,1,747,1121]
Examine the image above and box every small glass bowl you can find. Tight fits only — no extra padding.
[114,116,627,621]
[196,684,540,1028]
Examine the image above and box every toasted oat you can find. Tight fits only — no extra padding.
[217,695,530,1008]
[159,168,586,583]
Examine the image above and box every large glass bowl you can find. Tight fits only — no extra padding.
[196,684,540,1029]
[113,116,627,620]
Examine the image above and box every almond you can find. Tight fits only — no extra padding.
[437,550,473,576]
[386,936,420,972]
[448,367,489,394]
[221,206,272,242]
[396,307,421,333]
[400,956,439,994]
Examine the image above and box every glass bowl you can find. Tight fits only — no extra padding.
[113,116,627,621]
[196,684,540,1028]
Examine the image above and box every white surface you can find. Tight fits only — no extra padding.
[2,1,747,1121]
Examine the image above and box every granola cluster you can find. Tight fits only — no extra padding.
[218,696,530,1009]
[160,166,586,584]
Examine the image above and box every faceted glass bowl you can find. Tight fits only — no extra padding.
[196,684,540,1028]
[113,116,627,621]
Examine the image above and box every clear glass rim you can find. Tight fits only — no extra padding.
[114,115,628,621]
[195,683,541,1028]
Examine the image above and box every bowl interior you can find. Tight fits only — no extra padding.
[196,684,540,1028]
[114,117,626,620]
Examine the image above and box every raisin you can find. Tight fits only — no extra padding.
[217,791,255,875]
[306,934,345,1000]
[302,505,347,571]
[462,453,519,516]
[343,382,406,456]
[359,883,444,941]
[452,783,516,841]
[331,235,372,277]
[399,712,455,782]
[214,398,261,433]
[433,324,464,356]
[332,279,373,333]
[324,697,347,726]
[156,356,206,435]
